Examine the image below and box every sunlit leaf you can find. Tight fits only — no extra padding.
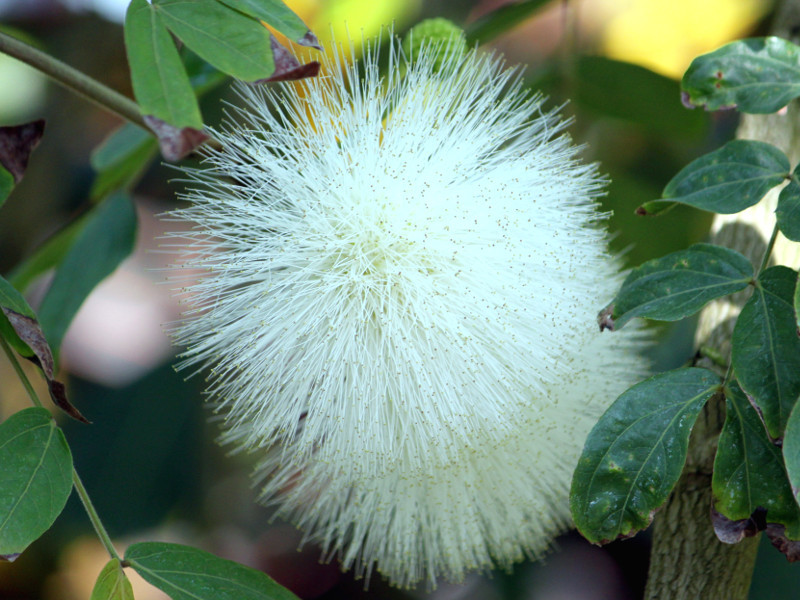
[125,0,203,129]
[91,559,135,600]
[125,542,299,600]
[0,408,72,561]
[604,243,753,330]
[153,0,275,81]
[682,37,800,114]
[732,266,800,440]
[570,368,720,544]
[215,0,320,48]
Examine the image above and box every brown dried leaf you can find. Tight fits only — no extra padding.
[252,36,320,83]
[143,116,209,162]
[598,304,615,332]
[711,506,766,544]
[766,523,800,561]
[1,308,89,423]
[298,30,322,50]
[0,120,45,183]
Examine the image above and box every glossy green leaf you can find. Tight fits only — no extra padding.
[682,37,800,114]
[638,140,789,215]
[125,0,203,129]
[607,243,753,330]
[91,559,135,600]
[0,408,73,561]
[575,56,708,139]
[37,193,137,356]
[215,0,318,47]
[125,542,299,600]
[465,0,550,45]
[90,123,158,200]
[153,0,275,81]
[777,168,800,242]
[570,368,720,544]
[713,382,800,540]
[732,266,800,440]
[0,165,13,209]
[0,274,37,357]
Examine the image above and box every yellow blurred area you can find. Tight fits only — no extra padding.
[285,0,421,52]
[585,0,772,78]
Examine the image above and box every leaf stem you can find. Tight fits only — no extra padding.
[756,223,779,277]
[1,334,120,561]
[72,468,121,561]
[0,30,147,130]
[0,335,42,408]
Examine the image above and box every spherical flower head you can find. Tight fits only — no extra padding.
[401,18,467,71]
[169,33,647,588]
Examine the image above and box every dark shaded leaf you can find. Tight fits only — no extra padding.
[637,140,789,215]
[712,382,800,544]
[0,166,13,209]
[570,368,720,544]
[252,36,320,83]
[682,37,800,114]
[605,243,753,330]
[143,115,209,161]
[575,56,708,139]
[125,542,300,600]
[732,266,800,440]
[0,120,45,184]
[91,559,135,600]
[37,193,137,358]
[215,0,320,48]
[7,217,87,292]
[0,274,37,357]
[125,0,203,129]
[465,0,551,45]
[153,0,275,81]
[90,123,158,199]
[0,408,73,560]
[776,169,800,242]
[783,398,800,501]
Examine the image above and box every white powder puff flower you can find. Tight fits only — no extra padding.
[168,32,646,588]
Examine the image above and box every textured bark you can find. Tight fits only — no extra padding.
[644,3,800,598]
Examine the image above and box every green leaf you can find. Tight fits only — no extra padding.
[91,559,135,600]
[125,542,299,600]
[153,0,275,82]
[682,37,800,114]
[0,165,13,209]
[125,0,203,129]
[570,367,720,544]
[0,408,73,561]
[638,140,789,215]
[732,266,800,440]
[37,193,137,356]
[6,217,87,292]
[776,167,800,242]
[90,123,158,200]
[0,274,37,357]
[575,56,708,139]
[464,0,550,45]
[215,0,318,47]
[606,243,753,330]
[713,382,800,541]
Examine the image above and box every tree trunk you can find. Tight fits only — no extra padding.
[644,2,800,598]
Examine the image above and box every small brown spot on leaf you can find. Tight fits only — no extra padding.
[598,305,615,332]
[712,506,766,544]
[143,116,209,162]
[766,523,800,561]
[715,70,723,79]
[0,120,45,183]
[635,205,648,216]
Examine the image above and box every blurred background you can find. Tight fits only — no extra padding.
[0,0,795,598]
